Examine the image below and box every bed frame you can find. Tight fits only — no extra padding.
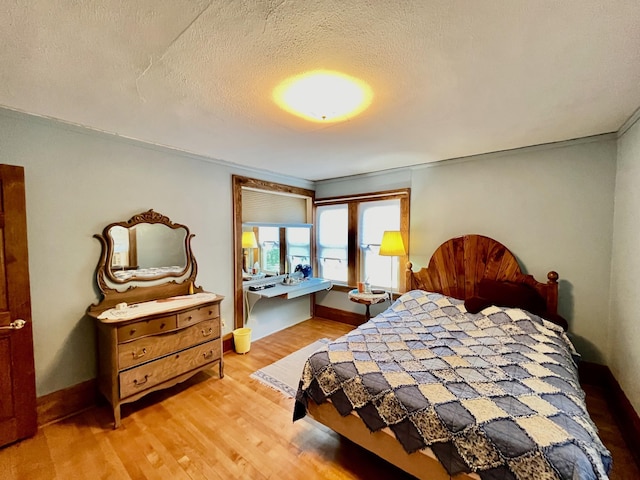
[307,401,478,480]
[407,234,559,315]
[306,234,560,480]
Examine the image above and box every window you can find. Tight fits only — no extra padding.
[317,205,348,282]
[258,227,280,274]
[250,225,312,275]
[315,189,410,290]
[360,200,400,289]
[286,227,311,273]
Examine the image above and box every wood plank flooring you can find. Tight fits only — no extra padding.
[1,317,638,479]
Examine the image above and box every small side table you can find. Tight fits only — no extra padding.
[348,289,389,320]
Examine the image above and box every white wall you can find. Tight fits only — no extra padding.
[245,295,312,340]
[0,108,313,396]
[610,116,640,413]
[317,136,617,363]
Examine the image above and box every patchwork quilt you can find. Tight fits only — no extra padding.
[294,290,611,480]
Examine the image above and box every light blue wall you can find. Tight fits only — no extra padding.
[610,115,640,413]
[0,104,626,398]
[0,108,313,396]
[317,136,618,363]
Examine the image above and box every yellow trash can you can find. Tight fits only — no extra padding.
[233,327,252,354]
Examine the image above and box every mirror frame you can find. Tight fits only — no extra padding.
[104,212,190,284]
[89,210,201,312]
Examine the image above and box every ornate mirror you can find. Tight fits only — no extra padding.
[107,222,188,283]
[90,210,201,312]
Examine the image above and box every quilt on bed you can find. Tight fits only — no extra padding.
[294,290,611,480]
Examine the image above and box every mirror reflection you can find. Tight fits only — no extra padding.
[108,223,188,282]
[242,225,311,281]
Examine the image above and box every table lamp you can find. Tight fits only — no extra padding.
[242,231,258,273]
[379,230,406,297]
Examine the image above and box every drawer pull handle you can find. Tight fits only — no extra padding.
[133,374,151,387]
[160,323,166,329]
[187,316,193,322]
[203,350,214,360]
[202,328,213,337]
[132,348,147,359]
[129,328,136,336]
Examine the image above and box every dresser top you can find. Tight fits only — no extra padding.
[94,292,220,323]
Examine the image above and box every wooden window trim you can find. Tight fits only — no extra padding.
[315,188,410,292]
[232,175,315,330]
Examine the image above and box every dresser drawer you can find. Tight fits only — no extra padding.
[117,315,176,343]
[177,303,219,328]
[119,341,221,399]
[118,318,220,370]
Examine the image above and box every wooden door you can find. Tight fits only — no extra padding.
[0,164,36,447]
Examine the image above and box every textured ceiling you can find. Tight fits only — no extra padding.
[2,1,639,181]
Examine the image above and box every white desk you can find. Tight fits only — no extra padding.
[243,276,332,319]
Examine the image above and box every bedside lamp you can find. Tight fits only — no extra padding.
[379,230,406,297]
[242,231,258,273]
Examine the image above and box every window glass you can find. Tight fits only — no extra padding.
[317,205,348,282]
[286,227,311,274]
[315,190,408,291]
[360,200,400,289]
[258,227,280,274]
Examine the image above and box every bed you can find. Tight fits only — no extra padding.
[294,234,611,480]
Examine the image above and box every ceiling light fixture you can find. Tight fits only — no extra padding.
[273,70,373,123]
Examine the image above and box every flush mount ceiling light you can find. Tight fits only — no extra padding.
[273,70,373,123]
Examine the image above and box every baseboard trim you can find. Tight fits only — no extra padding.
[314,304,364,326]
[36,378,99,426]
[37,311,354,427]
[222,333,234,353]
[577,361,609,385]
[38,336,234,427]
[579,361,640,468]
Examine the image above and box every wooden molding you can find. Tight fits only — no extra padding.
[232,175,316,331]
[222,333,234,353]
[36,379,99,427]
[579,361,640,468]
[38,333,235,427]
[314,304,364,327]
[577,360,609,386]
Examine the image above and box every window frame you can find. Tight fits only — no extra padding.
[314,188,410,293]
[232,175,315,331]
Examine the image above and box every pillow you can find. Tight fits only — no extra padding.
[464,296,492,314]
[463,280,569,330]
[538,311,569,331]
[463,279,546,314]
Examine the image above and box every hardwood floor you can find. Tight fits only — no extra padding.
[1,317,638,479]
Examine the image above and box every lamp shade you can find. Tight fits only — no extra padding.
[242,231,258,249]
[379,231,406,256]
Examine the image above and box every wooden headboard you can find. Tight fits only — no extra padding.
[406,234,559,315]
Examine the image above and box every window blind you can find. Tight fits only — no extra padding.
[242,188,308,224]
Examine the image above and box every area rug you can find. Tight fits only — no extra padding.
[250,338,330,398]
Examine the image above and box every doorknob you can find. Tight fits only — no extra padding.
[0,319,26,330]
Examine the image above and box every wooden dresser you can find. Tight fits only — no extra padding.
[90,294,223,427]
[87,210,225,428]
